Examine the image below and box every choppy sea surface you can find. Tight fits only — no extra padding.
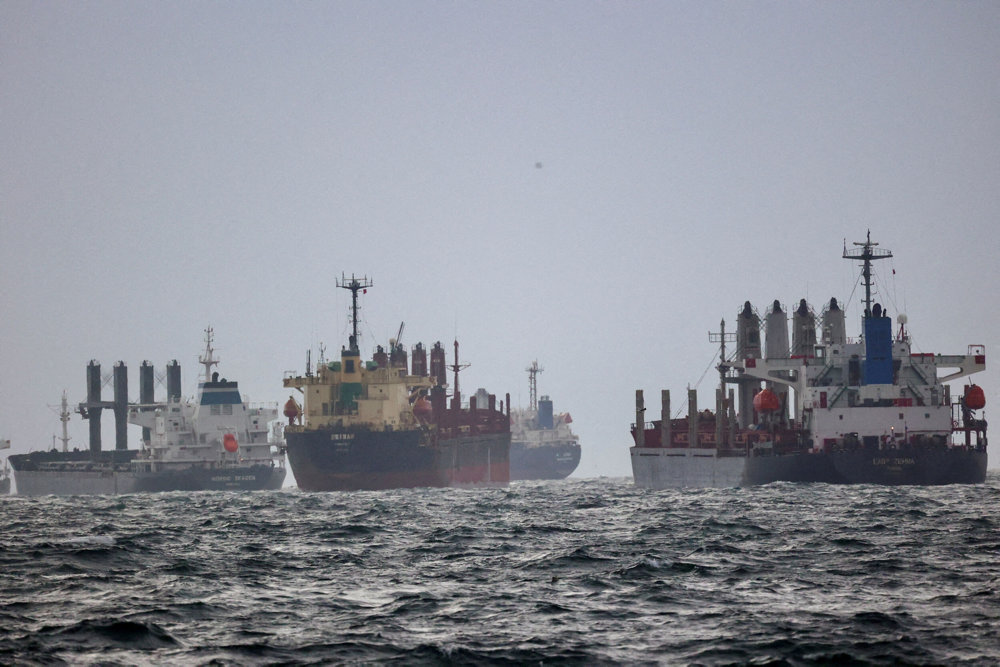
[3,474,1000,666]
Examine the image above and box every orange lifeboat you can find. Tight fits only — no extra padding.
[412,395,432,422]
[283,397,300,420]
[964,384,986,410]
[223,433,239,453]
[753,388,781,413]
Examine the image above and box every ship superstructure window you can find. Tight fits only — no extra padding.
[345,359,355,373]
[211,405,221,415]
[223,405,233,415]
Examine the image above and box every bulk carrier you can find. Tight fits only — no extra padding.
[282,275,511,492]
[509,361,580,480]
[9,329,286,495]
[631,234,987,488]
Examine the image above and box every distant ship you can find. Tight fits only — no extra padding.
[631,233,987,488]
[282,274,511,492]
[509,361,580,480]
[9,329,286,495]
[0,446,10,495]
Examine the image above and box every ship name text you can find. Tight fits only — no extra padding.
[872,457,916,466]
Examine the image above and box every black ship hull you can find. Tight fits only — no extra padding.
[285,427,511,491]
[745,447,987,486]
[510,441,580,480]
[8,450,286,496]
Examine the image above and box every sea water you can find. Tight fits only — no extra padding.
[2,474,1000,664]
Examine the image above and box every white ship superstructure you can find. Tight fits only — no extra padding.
[128,328,280,475]
[508,361,581,480]
[630,233,987,488]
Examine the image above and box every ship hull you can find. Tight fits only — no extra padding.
[630,447,746,488]
[8,450,286,496]
[744,447,987,486]
[510,441,581,480]
[286,428,511,491]
[631,447,987,489]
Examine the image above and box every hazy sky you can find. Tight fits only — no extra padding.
[2,1,998,483]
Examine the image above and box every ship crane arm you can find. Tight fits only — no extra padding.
[935,352,986,383]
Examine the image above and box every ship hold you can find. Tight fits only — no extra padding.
[509,361,581,480]
[630,232,988,488]
[282,274,511,492]
[8,328,286,495]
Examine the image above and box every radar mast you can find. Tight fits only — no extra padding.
[199,326,219,381]
[843,230,893,318]
[526,360,544,412]
[337,273,373,353]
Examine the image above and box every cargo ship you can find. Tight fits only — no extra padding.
[509,361,580,480]
[631,233,987,488]
[282,274,511,492]
[9,329,286,495]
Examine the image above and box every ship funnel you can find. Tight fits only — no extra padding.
[77,359,131,455]
[390,343,408,374]
[166,360,181,402]
[140,361,154,445]
[736,301,761,359]
[791,299,817,356]
[821,298,847,344]
[764,300,789,360]
[863,303,893,385]
[373,345,388,370]
[411,342,428,376]
[113,362,128,451]
[735,301,762,428]
[429,342,447,386]
[538,395,554,429]
[764,301,789,421]
[85,360,103,454]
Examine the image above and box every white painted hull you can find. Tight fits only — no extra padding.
[630,447,746,488]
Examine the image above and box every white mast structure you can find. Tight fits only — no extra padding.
[47,391,72,452]
[199,326,220,381]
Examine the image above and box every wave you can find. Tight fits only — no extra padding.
[3,476,1000,664]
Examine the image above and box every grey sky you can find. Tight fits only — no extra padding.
[2,2,998,481]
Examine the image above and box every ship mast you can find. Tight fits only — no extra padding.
[449,340,470,400]
[59,391,71,452]
[709,318,735,393]
[843,230,893,318]
[526,360,544,412]
[48,390,73,452]
[199,326,219,381]
[337,273,373,353]
[46,389,72,452]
